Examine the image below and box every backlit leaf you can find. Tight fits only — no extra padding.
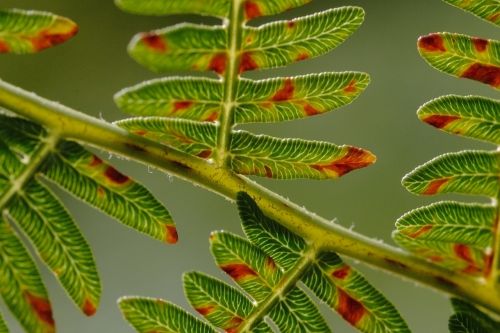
[0,217,53,333]
[115,0,230,18]
[128,24,227,74]
[417,95,500,144]
[241,7,364,72]
[0,9,77,54]
[402,150,499,197]
[418,33,500,89]
[241,0,312,20]
[119,297,217,333]
[394,202,494,275]
[449,298,500,332]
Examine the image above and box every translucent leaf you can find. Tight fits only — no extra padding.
[115,0,230,18]
[0,9,77,54]
[402,151,499,197]
[119,297,217,333]
[235,72,370,123]
[183,272,271,332]
[6,180,101,316]
[210,231,330,332]
[0,218,53,333]
[417,95,500,144]
[418,33,500,89]
[114,77,223,122]
[128,24,227,74]
[241,0,312,20]
[240,7,364,72]
[116,118,376,179]
[42,141,177,244]
[443,0,500,26]
[394,202,495,275]
[238,192,411,333]
[449,298,500,332]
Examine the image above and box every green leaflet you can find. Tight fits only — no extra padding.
[235,73,370,123]
[0,9,78,54]
[443,0,500,26]
[119,297,217,333]
[418,32,500,89]
[418,95,500,144]
[115,0,230,18]
[128,24,227,74]
[114,77,223,122]
[238,192,411,333]
[0,217,53,333]
[114,73,369,123]
[42,141,177,244]
[394,202,495,275]
[183,272,271,332]
[116,118,376,179]
[6,180,101,316]
[241,7,364,72]
[449,298,500,332]
[402,150,499,197]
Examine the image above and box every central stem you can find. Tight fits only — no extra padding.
[215,0,243,167]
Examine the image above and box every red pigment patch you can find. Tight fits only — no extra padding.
[454,244,481,274]
[204,111,219,122]
[97,186,105,198]
[343,80,357,93]
[423,178,449,195]
[173,101,194,113]
[287,20,296,29]
[332,266,351,279]
[418,34,446,52]
[337,289,366,326]
[31,25,79,52]
[483,253,493,277]
[141,33,167,52]
[89,155,103,167]
[296,53,309,61]
[0,41,9,53]
[429,255,443,262]
[264,165,273,178]
[221,264,257,280]
[272,79,294,101]
[461,63,500,88]
[423,115,460,129]
[195,305,215,316]
[209,53,228,74]
[225,316,244,332]
[165,225,178,244]
[303,104,320,116]
[311,147,375,177]
[25,292,55,326]
[83,298,97,316]
[244,1,262,20]
[197,150,212,159]
[134,130,147,136]
[265,256,276,270]
[489,13,500,22]
[104,166,130,185]
[407,225,433,238]
[472,38,488,52]
[240,52,258,73]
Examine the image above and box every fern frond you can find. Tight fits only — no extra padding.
[395,0,500,311]
[0,7,177,328]
[120,192,410,333]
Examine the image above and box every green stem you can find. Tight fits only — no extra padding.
[0,79,499,314]
[239,245,319,332]
[215,0,243,167]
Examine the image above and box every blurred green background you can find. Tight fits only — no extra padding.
[1,0,498,332]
